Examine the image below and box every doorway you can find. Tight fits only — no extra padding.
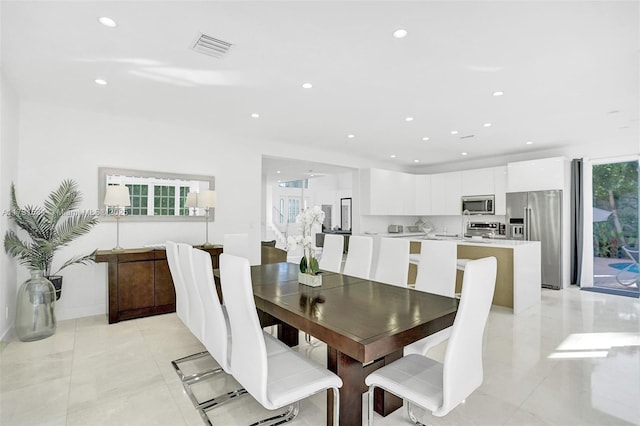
[591,159,639,295]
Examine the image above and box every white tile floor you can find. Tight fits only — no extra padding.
[1,286,639,426]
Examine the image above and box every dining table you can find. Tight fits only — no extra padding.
[217,262,458,426]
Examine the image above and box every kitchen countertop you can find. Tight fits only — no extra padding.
[401,235,537,249]
[361,232,428,238]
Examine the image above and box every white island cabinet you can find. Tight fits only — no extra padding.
[407,237,541,314]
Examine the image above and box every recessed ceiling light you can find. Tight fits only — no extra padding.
[94,78,108,85]
[525,141,533,145]
[393,29,408,39]
[276,170,281,174]
[302,83,313,89]
[390,154,396,158]
[98,17,117,28]
[422,137,429,141]
[451,130,458,135]
[250,113,260,118]
[483,123,492,127]
[414,159,420,163]
[347,134,355,139]
[405,117,414,122]
[492,91,504,96]
[461,152,468,156]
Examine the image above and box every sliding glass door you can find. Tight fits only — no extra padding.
[592,159,639,294]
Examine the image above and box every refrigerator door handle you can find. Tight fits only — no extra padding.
[525,207,531,240]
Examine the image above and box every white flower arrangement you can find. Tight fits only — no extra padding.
[287,206,325,275]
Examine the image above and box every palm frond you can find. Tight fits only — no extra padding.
[54,249,97,275]
[51,212,101,247]
[8,184,51,239]
[43,180,82,239]
[3,231,47,271]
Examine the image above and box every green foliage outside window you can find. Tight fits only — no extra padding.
[593,161,638,258]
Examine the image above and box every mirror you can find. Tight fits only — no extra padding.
[98,167,215,221]
[340,198,352,231]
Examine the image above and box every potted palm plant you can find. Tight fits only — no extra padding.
[4,179,100,300]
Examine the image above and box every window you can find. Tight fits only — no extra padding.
[126,184,148,216]
[279,198,285,224]
[279,179,308,189]
[288,198,300,223]
[154,185,176,216]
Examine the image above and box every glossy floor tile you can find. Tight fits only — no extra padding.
[0,286,638,426]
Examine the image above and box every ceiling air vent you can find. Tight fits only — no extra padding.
[460,134,475,139]
[191,33,232,59]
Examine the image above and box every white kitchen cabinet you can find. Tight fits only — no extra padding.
[431,171,461,215]
[494,166,507,215]
[461,168,495,196]
[414,174,431,215]
[507,157,568,192]
[360,168,415,215]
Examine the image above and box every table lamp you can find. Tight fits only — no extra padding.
[104,185,131,251]
[186,190,217,247]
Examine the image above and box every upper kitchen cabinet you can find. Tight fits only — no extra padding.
[415,174,431,215]
[494,166,507,215]
[360,168,416,215]
[431,171,462,215]
[461,168,495,196]
[507,157,569,193]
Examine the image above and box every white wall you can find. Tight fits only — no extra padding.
[309,172,352,230]
[15,100,262,321]
[0,69,20,340]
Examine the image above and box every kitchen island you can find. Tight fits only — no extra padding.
[403,236,541,314]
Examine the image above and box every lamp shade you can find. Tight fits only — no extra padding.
[185,192,198,208]
[104,185,131,207]
[197,190,217,208]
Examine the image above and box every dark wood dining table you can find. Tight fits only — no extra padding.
[221,262,458,426]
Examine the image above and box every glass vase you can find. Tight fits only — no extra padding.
[15,270,57,341]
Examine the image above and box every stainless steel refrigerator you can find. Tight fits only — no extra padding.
[506,190,562,289]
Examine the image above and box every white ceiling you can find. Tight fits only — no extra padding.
[2,1,638,182]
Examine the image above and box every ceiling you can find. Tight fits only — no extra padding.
[2,1,638,182]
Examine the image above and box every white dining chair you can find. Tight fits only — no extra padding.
[179,246,247,410]
[365,257,497,424]
[319,234,344,273]
[219,253,343,426]
[373,238,410,287]
[166,241,212,383]
[342,235,373,279]
[405,240,457,356]
[223,233,249,258]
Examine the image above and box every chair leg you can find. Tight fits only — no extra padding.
[368,385,375,426]
[196,388,249,425]
[332,387,340,426]
[201,401,300,426]
[197,386,247,410]
[249,401,299,426]
[182,367,247,410]
[407,402,426,426]
[171,351,221,382]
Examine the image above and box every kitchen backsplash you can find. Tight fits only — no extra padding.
[360,215,506,235]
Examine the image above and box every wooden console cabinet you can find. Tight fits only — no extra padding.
[96,246,223,324]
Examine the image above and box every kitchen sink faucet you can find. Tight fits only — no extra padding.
[461,209,471,239]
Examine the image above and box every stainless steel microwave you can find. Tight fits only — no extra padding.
[461,195,495,215]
